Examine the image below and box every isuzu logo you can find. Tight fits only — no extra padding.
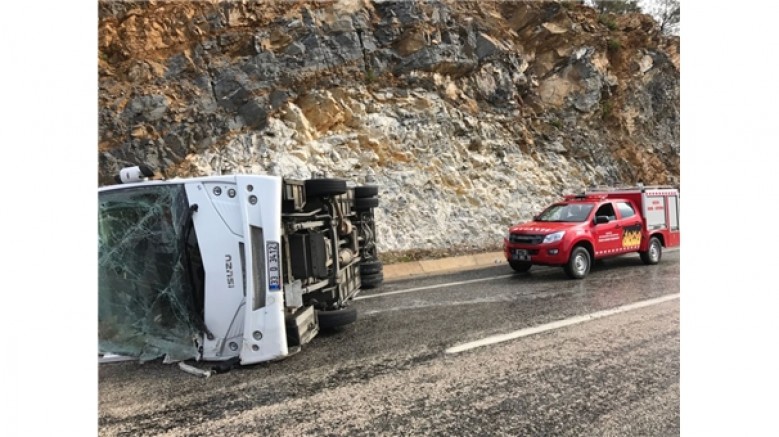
[225,254,235,288]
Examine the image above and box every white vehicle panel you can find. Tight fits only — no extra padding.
[235,175,287,365]
[185,181,247,360]
[202,182,244,237]
[668,195,679,230]
[643,195,667,230]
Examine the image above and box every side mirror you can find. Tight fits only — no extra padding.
[532,215,540,221]
[114,165,155,184]
[594,215,610,224]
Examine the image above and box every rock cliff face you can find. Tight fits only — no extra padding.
[98,0,680,254]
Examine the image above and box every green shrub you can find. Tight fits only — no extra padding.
[601,100,613,119]
[599,15,618,30]
[607,39,621,52]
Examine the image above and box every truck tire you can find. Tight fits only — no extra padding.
[355,197,379,211]
[305,178,347,197]
[361,272,384,289]
[316,307,358,329]
[355,185,379,198]
[509,260,532,273]
[360,261,383,275]
[639,236,662,265]
[564,246,591,279]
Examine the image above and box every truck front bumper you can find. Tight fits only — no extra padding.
[503,240,567,266]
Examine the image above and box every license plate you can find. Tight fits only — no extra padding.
[267,241,281,291]
[512,249,530,261]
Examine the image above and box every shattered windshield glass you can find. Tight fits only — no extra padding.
[98,184,202,362]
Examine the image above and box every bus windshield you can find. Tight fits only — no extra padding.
[98,184,201,362]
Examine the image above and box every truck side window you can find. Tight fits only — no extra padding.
[595,203,616,221]
[616,202,636,219]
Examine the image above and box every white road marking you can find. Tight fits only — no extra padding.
[445,293,680,354]
[354,275,516,301]
[356,247,680,302]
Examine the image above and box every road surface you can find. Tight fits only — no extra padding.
[99,250,680,436]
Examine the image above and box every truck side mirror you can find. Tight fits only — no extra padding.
[594,215,610,224]
[532,215,540,221]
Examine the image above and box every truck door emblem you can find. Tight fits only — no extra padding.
[622,224,642,247]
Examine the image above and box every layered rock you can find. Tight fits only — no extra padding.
[98,0,680,253]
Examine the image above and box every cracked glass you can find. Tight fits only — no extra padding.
[98,184,202,362]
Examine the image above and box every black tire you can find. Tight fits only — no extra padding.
[305,178,347,197]
[355,197,379,211]
[316,307,358,329]
[564,246,591,279]
[509,260,532,273]
[360,261,383,275]
[361,271,384,289]
[639,236,662,265]
[354,185,379,198]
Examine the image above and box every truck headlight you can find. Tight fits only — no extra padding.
[543,231,565,244]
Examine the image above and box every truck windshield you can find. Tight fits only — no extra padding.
[536,203,594,222]
[98,184,201,362]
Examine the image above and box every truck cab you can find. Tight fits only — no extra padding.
[503,186,680,279]
[98,167,382,365]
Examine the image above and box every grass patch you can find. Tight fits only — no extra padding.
[599,15,617,31]
[607,38,621,53]
[365,69,377,83]
[601,99,613,119]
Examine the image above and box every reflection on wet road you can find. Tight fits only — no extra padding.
[99,250,680,436]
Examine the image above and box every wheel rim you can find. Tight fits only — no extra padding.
[650,242,659,262]
[574,253,588,275]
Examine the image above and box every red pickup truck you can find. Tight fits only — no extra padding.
[503,186,680,279]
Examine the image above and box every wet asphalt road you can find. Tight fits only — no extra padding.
[98,250,680,436]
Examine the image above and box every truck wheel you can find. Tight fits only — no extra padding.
[640,237,662,265]
[564,246,590,279]
[361,272,384,289]
[360,261,383,275]
[355,197,379,211]
[305,178,347,197]
[509,260,532,273]
[355,185,379,198]
[316,307,358,329]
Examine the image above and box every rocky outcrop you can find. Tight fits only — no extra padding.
[98,0,680,254]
